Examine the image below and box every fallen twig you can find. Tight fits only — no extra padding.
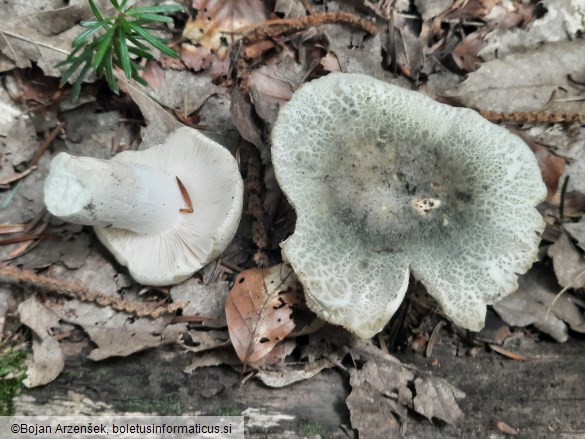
[480,111,585,125]
[234,12,378,42]
[0,166,37,185]
[0,266,187,318]
[0,231,50,246]
[246,153,270,267]
[0,224,27,235]
[29,123,64,168]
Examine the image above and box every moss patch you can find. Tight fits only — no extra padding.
[215,407,243,417]
[0,344,28,416]
[298,418,325,436]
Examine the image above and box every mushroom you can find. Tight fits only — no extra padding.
[44,126,243,286]
[271,73,546,338]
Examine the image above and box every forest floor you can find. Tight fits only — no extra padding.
[1,0,585,438]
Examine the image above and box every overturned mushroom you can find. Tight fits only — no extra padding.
[271,73,546,338]
[44,127,243,286]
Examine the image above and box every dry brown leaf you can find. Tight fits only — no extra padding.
[249,61,296,103]
[512,129,566,202]
[18,296,65,388]
[186,0,268,48]
[48,297,179,361]
[27,248,181,361]
[256,358,335,388]
[346,362,409,437]
[8,226,91,271]
[230,86,263,149]
[180,44,212,71]
[528,145,566,203]
[320,52,341,73]
[565,218,585,252]
[241,40,275,60]
[548,232,585,290]
[325,24,400,83]
[248,52,306,127]
[412,376,466,425]
[444,0,500,20]
[122,78,183,148]
[182,0,268,74]
[492,265,585,342]
[89,321,182,361]
[0,1,111,76]
[445,40,585,114]
[451,31,485,72]
[141,63,221,113]
[47,250,119,296]
[225,264,304,364]
[346,340,465,429]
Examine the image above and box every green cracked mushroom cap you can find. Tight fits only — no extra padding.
[271,73,546,338]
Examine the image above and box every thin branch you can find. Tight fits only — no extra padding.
[0,166,37,185]
[480,110,585,125]
[233,12,378,42]
[0,266,187,318]
[30,123,64,168]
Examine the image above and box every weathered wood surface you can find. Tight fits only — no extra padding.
[403,336,585,439]
[13,335,585,438]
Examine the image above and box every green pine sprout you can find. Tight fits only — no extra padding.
[57,0,183,100]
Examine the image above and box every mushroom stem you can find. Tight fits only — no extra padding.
[44,152,184,234]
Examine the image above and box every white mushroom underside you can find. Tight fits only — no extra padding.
[272,73,546,338]
[95,128,243,286]
[44,153,185,234]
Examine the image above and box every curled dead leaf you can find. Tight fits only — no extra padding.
[225,264,304,364]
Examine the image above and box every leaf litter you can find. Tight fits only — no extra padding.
[18,296,65,388]
[225,263,303,365]
[347,338,465,436]
[493,264,585,342]
[1,0,585,434]
[445,40,585,115]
